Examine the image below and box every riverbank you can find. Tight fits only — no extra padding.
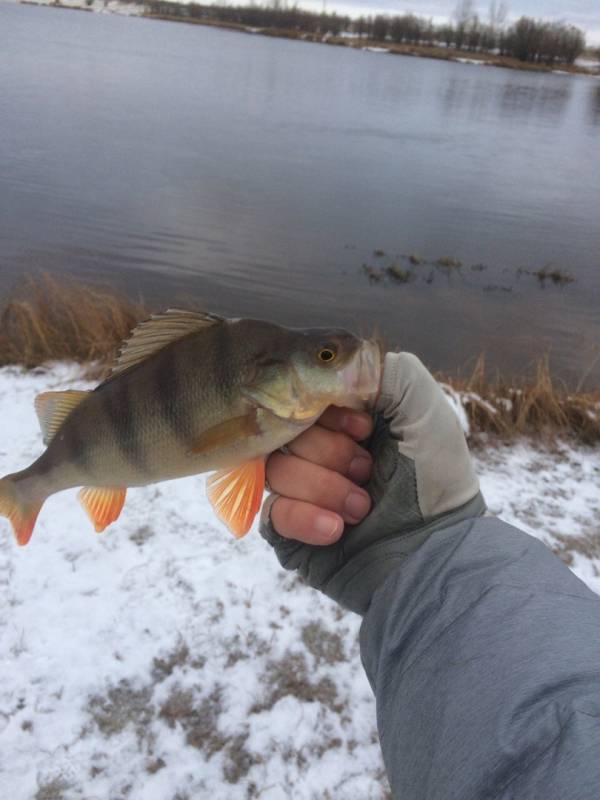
[17,0,600,77]
[0,358,599,798]
[145,15,598,76]
[1,275,599,444]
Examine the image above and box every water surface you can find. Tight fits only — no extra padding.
[1,4,599,385]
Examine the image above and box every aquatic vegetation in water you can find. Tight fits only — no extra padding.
[362,264,385,283]
[437,256,463,269]
[483,284,512,292]
[386,265,412,283]
[408,253,425,265]
[533,267,575,285]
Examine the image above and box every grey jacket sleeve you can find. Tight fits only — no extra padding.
[360,516,600,800]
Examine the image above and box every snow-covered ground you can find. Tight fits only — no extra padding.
[17,0,144,15]
[1,364,599,799]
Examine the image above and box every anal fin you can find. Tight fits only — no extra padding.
[78,487,127,533]
[206,459,265,538]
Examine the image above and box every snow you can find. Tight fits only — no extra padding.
[454,57,488,66]
[575,57,600,70]
[1,364,599,798]
[20,0,144,15]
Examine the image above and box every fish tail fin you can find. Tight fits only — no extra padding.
[0,473,46,546]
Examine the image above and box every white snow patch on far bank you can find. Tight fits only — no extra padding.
[0,363,598,797]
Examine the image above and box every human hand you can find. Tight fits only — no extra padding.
[260,352,486,614]
[265,406,375,546]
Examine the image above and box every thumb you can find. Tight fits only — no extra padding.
[376,353,481,519]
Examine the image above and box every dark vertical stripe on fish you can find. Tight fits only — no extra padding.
[155,346,188,445]
[213,322,233,406]
[62,412,92,475]
[103,377,149,476]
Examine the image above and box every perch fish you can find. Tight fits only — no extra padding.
[0,311,381,544]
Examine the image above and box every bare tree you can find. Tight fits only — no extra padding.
[489,0,508,30]
[454,0,476,48]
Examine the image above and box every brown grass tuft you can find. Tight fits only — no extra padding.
[439,354,600,445]
[0,273,146,370]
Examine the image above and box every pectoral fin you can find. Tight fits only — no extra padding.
[190,412,261,456]
[206,458,265,538]
[78,487,127,533]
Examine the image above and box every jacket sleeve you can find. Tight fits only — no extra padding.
[360,517,600,800]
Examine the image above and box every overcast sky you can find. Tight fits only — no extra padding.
[299,0,600,44]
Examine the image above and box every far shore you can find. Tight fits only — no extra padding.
[144,13,599,77]
[16,0,600,78]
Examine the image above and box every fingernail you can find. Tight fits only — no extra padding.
[342,413,371,441]
[314,513,343,542]
[344,491,370,522]
[348,455,371,484]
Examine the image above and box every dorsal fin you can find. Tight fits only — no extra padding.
[34,390,90,445]
[109,309,224,379]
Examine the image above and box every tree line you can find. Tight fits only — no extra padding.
[144,1,587,66]
[145,0,351,36]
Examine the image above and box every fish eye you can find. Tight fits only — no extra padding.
[317,346,337,363]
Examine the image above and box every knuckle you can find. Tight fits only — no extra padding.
[270,496,291,535]
[314,470,351,506]
[265,451,290,484]
[318,429,350,466]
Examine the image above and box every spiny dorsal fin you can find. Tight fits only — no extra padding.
[109,309,225,379]
[34,390,90,445]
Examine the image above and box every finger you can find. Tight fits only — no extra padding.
[287,425,372,484]
[266,452,371,524]
[270,496,344,546]
[317,406,374,441]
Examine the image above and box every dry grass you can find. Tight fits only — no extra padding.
[0,275,597,443]
[0,273,146,370]
[440,355,600,445]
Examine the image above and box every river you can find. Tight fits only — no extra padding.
[1,3,599,386]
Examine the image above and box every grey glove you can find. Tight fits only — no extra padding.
[260,352,486,614]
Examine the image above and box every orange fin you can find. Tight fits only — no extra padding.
[35,390,89,445]
[206,458,265,538]
[190,412,261,456]
[0,476,44,546]
[78,487,127,533]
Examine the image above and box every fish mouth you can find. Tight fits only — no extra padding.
[341,339,383,410]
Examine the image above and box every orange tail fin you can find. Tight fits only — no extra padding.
[0,476,45,546]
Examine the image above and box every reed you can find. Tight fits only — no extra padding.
[0,275,597,443]
[0,274,146,370]
[439,355,600,445]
